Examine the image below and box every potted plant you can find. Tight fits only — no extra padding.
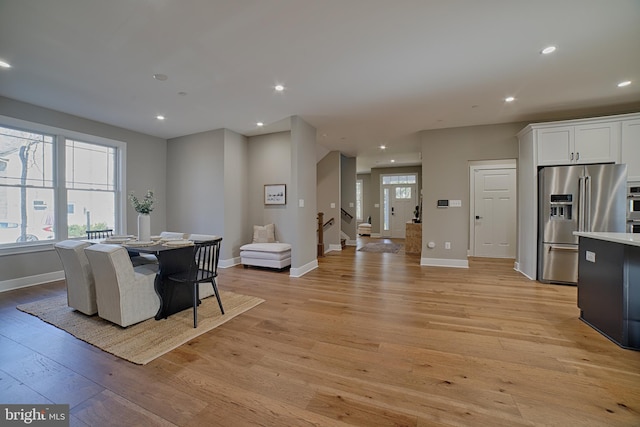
[129,190,154,241]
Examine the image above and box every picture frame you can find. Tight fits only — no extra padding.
[264,184,286,205]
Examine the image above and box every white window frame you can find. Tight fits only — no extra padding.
[0,115,127,255]
[356,179,363,222]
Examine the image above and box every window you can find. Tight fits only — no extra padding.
[66,139,117,237]
[383,187,390,231]
[356,179,363,221]
[0,126,55,244]
[0,121,124,249]
[395,187,412,199]
[382,175,416,185]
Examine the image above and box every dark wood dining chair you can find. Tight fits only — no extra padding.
[86,229,114,239]
[167,237,224,327]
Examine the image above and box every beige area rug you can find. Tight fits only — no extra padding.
[358,242,403,253]
[17,291,264,365]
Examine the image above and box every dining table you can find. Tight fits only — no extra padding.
[87,237,197,320]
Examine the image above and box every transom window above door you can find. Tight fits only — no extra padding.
[382,175,416,185]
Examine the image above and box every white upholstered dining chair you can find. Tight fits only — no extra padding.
[54,240,98,315]
[84,244,160,327]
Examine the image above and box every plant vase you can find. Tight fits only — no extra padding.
[137,213,151,242]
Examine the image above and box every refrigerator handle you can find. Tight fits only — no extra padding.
[585,175,591,231]
[578,176,585,232]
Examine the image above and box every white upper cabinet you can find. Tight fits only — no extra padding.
[537,127,573,165]
[621,118,640,182]
[574,122,619,164]
[536,122,619,165]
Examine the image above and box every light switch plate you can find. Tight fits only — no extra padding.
[586,251,596,263]
[299,199,304,208]
[330,203,336,208]
[450,200,462,207]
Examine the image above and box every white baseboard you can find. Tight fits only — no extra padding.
[420,257,469,268]
[513,262,536,280]
[290,259,318,277]
[326,244,342,253]
[219,257,241,268]
[0,271,65,293]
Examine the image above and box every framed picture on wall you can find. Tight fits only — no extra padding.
[264,184,286,205]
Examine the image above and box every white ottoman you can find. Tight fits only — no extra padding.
[240,242,292,270]
[357,223,372,236]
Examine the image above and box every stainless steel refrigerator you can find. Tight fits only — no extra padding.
[538,163,627,284]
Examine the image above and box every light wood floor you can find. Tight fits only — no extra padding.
[1,240,639,426]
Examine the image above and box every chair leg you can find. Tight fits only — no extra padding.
[211,279,224,314]
[193,282,199,328]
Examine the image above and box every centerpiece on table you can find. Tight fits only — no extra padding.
[129,190,154,242]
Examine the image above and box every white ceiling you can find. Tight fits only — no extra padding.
[1,1,639,172]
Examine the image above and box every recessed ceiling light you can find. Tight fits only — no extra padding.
[153,74,168,81]
[390,159,396,163]
[0,60,11,68]
[617,80,632,87]
[156,115,165,121]
[257,122,264,127]
[380,145,386,150]
[274,84,284,92]
[541,46,557,55]
[505,96,515,102]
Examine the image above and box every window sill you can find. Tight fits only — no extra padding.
[0,241,57,256]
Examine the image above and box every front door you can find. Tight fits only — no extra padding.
[391,185,416,238]
[381,174,418,238]
[473,168,516,258]
[382,184,417,238]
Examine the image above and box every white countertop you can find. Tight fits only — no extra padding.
[574,232,640,247]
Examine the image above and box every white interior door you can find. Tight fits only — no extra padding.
[473,168,516,258]
[390,185,416,238]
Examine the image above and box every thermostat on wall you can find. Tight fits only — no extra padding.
[437,199,449,208]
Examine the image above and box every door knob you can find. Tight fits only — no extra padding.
[476,215,482,219]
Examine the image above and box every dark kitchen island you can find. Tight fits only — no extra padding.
[574,232,640,350]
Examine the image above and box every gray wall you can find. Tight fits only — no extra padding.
[357,173,372,224]
[0,96,166,287]
[290,116,318,272]
[340,155,357,240]
[223,129,250,259]
[420,122,524,262]
[167,128,248,262]
[317,151,341,250]
[167,129,225,236]
[247,131,291,243]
